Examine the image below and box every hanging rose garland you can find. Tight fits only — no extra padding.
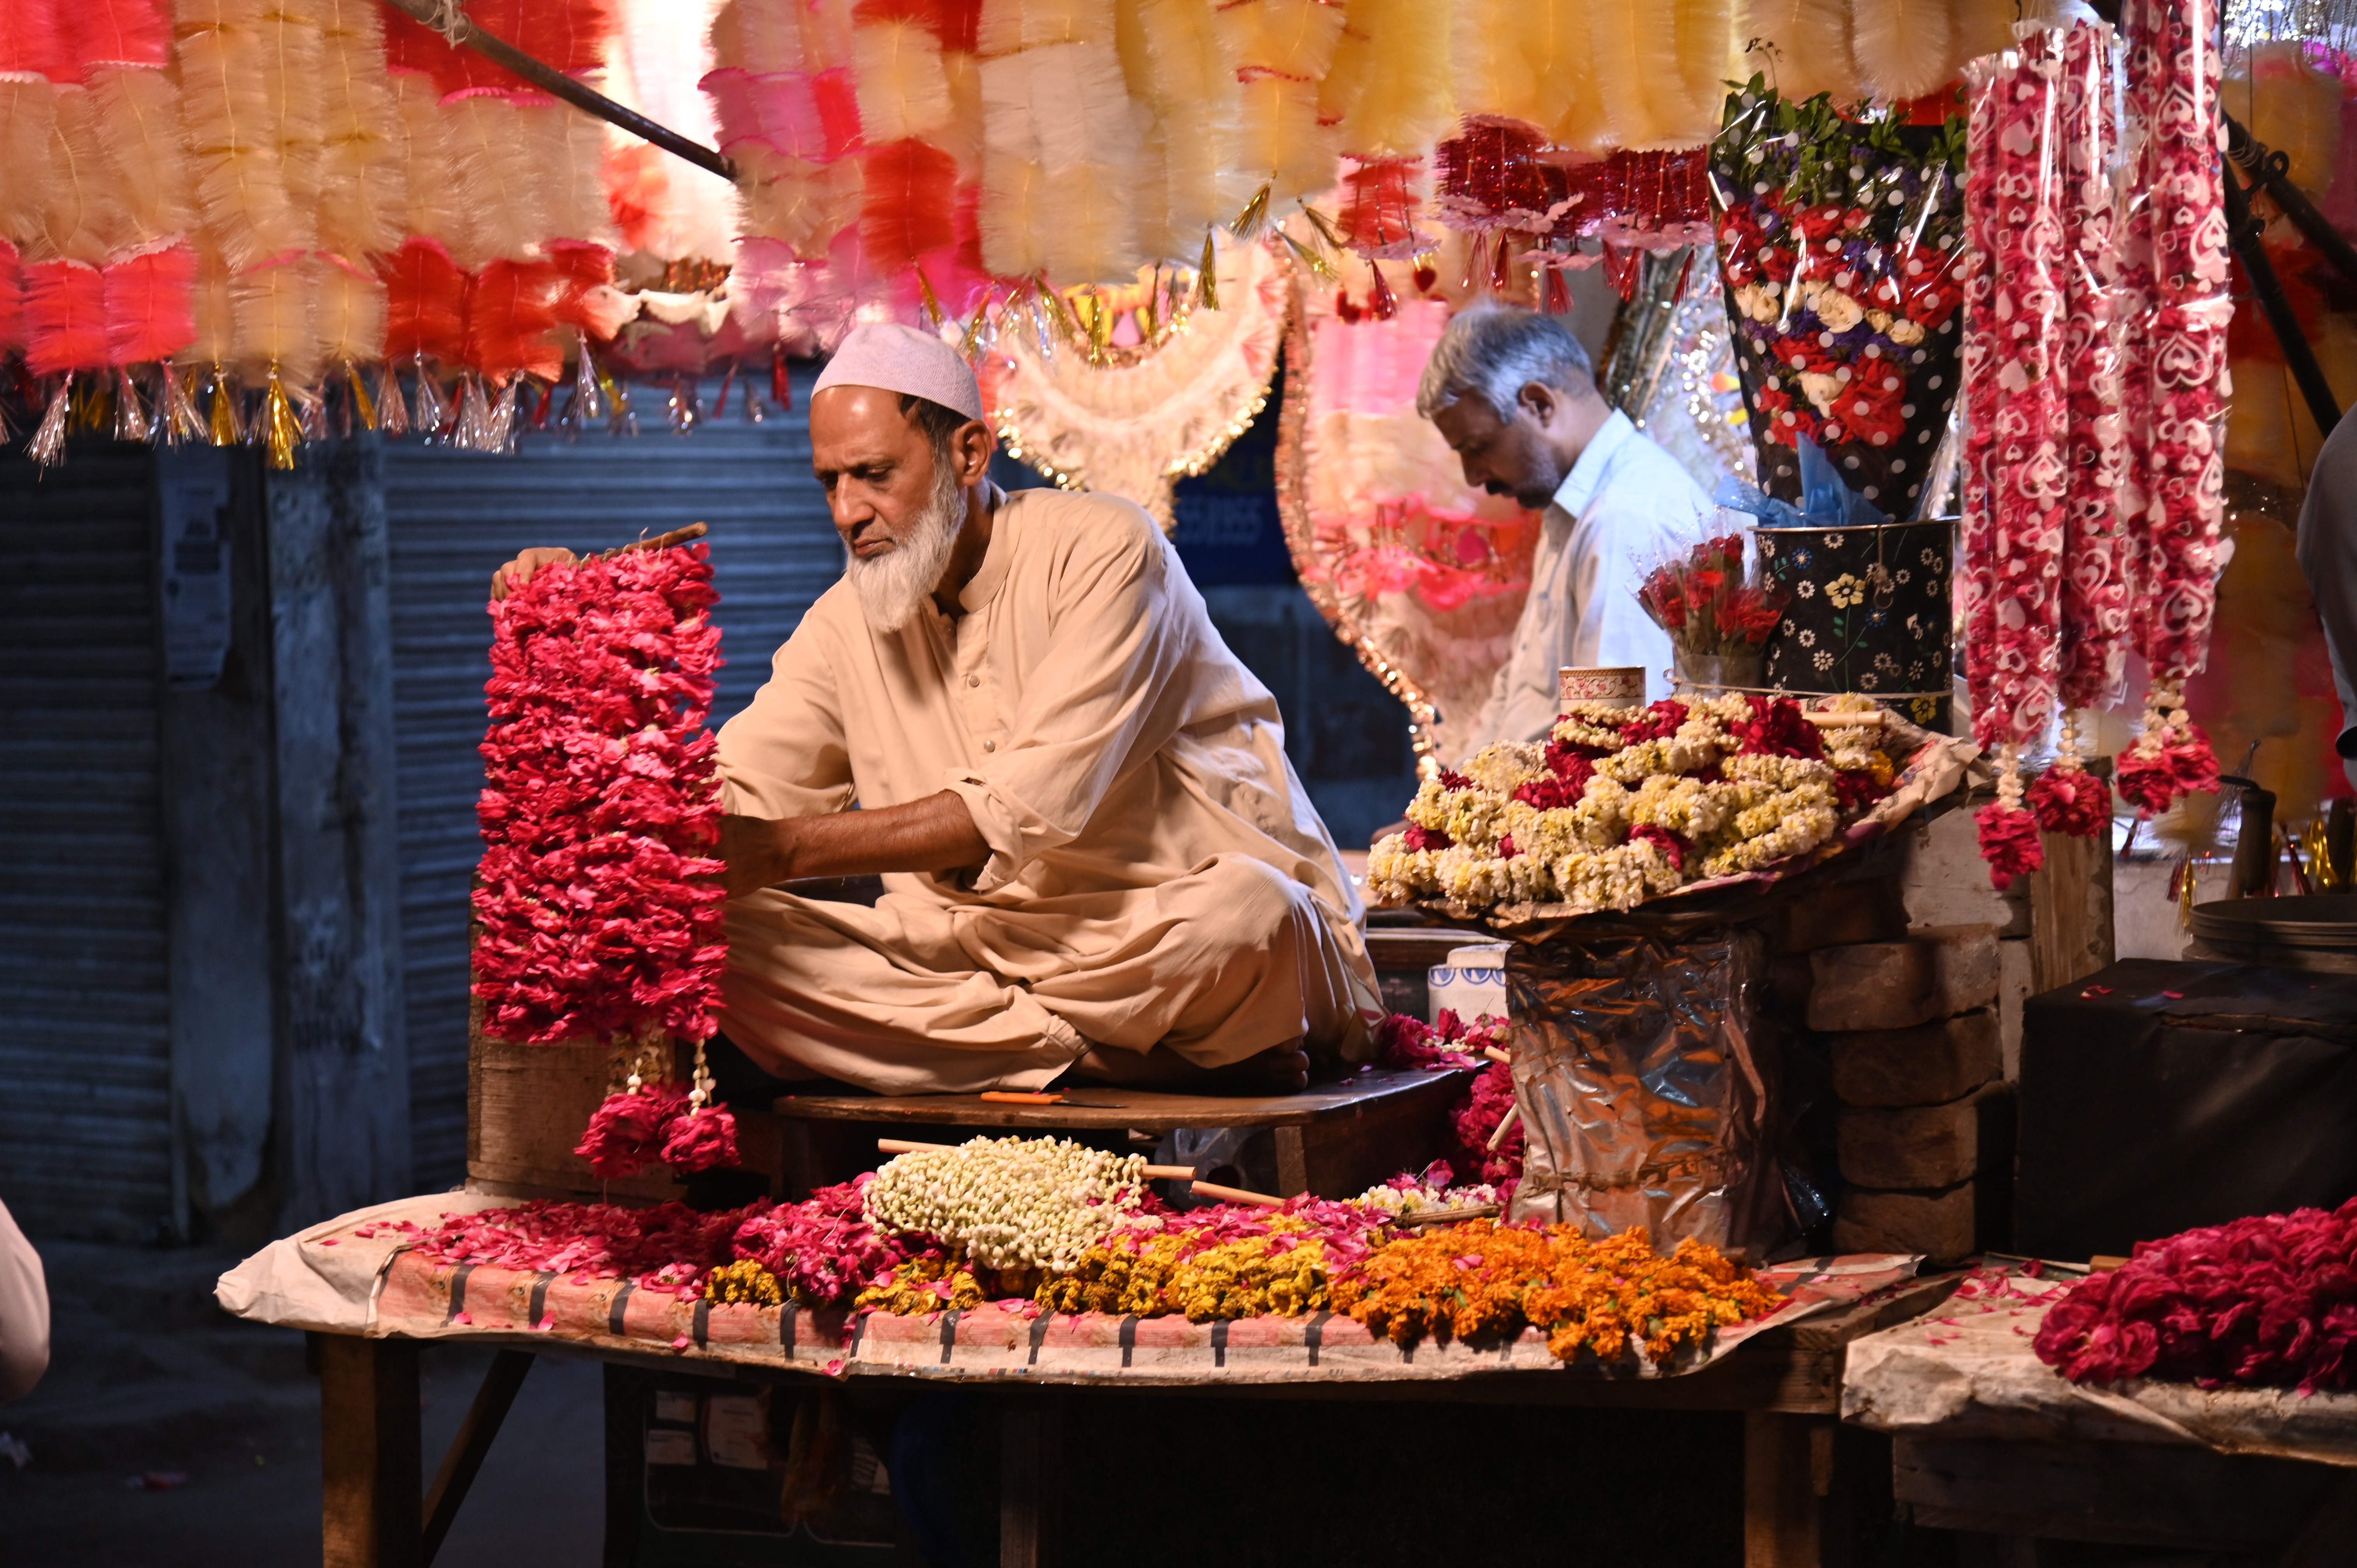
[475,541,737,1176]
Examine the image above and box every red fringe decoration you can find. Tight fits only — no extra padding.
[858,139,961,277]
[0,242,22,356]
[383,0,614,98]
[547,239,629,340]
[660,1105,740,1172]
[1975,801,2046,891]
[381,238,469,364]
[102,242,196,366]
[62,0,170,73]
[465,259,565,381]
[0,0,64,79]
[2027,766,2113,839]
[574,1085,689,1180]
[24,259,110,377]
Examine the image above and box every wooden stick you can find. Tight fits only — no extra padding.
[1481,1045,1511,1065]
[1189,1180,1288,1209]
[1486,1104,1522,1152]
[597,521,707,560]
[875,1138,1194,1181]
[1801,708,1887,727]
[1396,1204,1503,1227]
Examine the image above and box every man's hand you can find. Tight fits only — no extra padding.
[721,790,990,896]
[490,547,580,601]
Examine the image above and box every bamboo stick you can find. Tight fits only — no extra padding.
[1188,1180,1287,1208]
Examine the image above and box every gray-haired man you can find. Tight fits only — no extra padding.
[1419,304,1709,753]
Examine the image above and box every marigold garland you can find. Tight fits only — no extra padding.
[1330,1222,1779,1365]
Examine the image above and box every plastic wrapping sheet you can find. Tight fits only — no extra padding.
[1504,928,1783,1260]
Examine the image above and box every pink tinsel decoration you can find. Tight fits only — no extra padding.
[574,1085,690,1179]
[102,242,197,366]
[2027,766,2113,839]
[23,259,110,377]
[659,1104,740,1172]
[2033,1197,2357,1394]
[1974,802,2046,891]
[474,545,727,1045]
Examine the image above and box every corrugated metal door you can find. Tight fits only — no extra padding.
[0,451,173,1238]
[385,372,841,1183]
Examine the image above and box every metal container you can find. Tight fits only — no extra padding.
[2187,896,2357,974]
[1753,518,1954,731]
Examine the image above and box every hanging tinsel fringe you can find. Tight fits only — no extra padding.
[28,375,72,467]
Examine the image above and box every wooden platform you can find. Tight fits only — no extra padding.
[772,1067,1473,1199]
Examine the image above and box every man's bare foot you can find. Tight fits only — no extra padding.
[1068,1039,1313,1095]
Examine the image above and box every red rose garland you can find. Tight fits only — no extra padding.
[476,543,738,1175]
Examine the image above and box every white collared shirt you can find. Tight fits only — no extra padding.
[1460,410,1710,756]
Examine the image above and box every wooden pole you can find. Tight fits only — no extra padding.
[320,1335,423,1568]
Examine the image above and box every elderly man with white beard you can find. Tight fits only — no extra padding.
[493,323,1378,1095]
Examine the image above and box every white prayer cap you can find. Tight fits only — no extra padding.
[811,322,984,422]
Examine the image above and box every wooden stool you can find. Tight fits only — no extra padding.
[772,1067,1473,1200]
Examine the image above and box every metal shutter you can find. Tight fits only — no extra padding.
[384,372,840,1183]
[0,452,173,1239]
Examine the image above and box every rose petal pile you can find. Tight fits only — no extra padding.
[1366,694,1892,916]
[2032,1198,2357,1394]
[406,1199,748,1302]
[730,1174,920,1305]
[474,544,727,1046]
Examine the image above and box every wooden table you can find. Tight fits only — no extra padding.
[307,1268,1961,1568]
[771,1067,1474,1199]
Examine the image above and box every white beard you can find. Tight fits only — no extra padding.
[846,460,965,633]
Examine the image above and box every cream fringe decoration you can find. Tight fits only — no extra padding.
[231,255,320,380]
[978,150,1051,279]
[178,0,307,272]
[1116,0,1243,256]
[1451,0,1545,129]
[1237,74,1336,206]
[443,94,553,267]
[0,79,60,252]
[179,249,238,366]
[1216,0,1345,79]
[1852,0,1954,101]
[937,49,985,176]
[315,0,403,260]
[1742,0,1859,104]
[1947,0,2026,69]
[315,255,386,365]
[1322,0,1456,159]
[535,86,617,245]
[258,0,327,216]
[390,71,470,259]
[977,0,1112,60]
[92,67,195,247]
[709,0,809,74]
[734,144,860,260]
[853,18,953,144]
[43,85,132,265]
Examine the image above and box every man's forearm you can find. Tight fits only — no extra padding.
[721,790,989,896]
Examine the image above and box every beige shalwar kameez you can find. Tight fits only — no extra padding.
[716,485,1381,1094]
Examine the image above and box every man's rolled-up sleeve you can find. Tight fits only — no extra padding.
[943,523,1194,892]
[716,624,856,819]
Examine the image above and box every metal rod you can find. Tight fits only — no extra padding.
[378,0,736,184]
[2221,160,2342,437]
[2225,113,2357,291]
